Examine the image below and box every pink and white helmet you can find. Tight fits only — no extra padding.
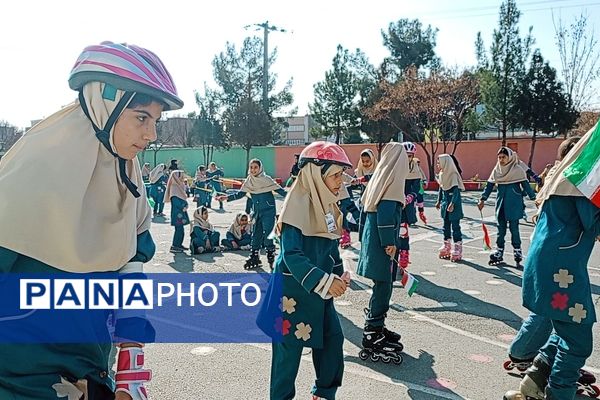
[298,141,352,169]
[69,41,183,110]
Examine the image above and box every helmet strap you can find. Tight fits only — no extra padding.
[78,90,141,198]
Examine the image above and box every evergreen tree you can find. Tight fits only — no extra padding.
[309,45,361,144]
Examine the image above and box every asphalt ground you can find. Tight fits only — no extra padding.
[143,191,600,400]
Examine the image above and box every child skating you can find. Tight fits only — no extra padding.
[190,206,222,254]
[398,142,420,268]
[503,121,600,399]
[207,162,225,210]
[149,163,168,216]
[217,158,287,269]
[221,213,252,250]
[337,171,360,248]
[356,142,409,364]
[502,135,598,398]
[436,154,465,262]
[165,170,190,253]
[477,147,536,267]
[414,157,429,224]
[193,165,211,208]
[258,141,352,400]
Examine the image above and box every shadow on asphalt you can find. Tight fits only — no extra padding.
[338,313,463,399]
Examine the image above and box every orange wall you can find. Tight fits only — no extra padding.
[274,139,563,181]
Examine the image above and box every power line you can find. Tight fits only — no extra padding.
[428,2,600,20]
[417,0,573,17]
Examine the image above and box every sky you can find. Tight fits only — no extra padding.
[1,0,599,129]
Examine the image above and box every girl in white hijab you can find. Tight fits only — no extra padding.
[190,206,221,254]
[356,142,408,362]
[503,122,600,400]
[149,163,168,216]
[257,141,352,400]
[165,170,190,253]
[221,213,252,250]
[0,41,183,400]
[435,154,465,261]
[217,158,287,269]
[477,147,536,267]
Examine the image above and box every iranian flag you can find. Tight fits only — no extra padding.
[400,270,419,297]
[563,122,600,207]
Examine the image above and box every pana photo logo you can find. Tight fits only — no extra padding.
[19,278,262,310]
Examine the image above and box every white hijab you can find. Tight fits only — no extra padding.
[438,154,465,191]
[149,163,166,184]
[241,161,281,194]
[278,163,344,240]
[362,143,409,212]
[0,82,151,272]
[488,147,528,184]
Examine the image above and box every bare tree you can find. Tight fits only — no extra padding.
[553,12,600,110]
[365,67,480,180]
[0,120,23,156]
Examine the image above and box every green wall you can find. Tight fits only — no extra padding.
[140,146,277,179]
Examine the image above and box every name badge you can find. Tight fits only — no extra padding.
[325,213,337,233]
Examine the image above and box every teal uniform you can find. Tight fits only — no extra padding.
[149,175,167,214]
[356,200,403,327]
[228,189,287,251]
[522,195,600,399]
[193,179,210,208]
[437,186,463,242]
[191,226,220,251]
[221,230,252,250]
[170,196,190,248]
[481,180,536,249]
[399,179,420,255]
[206,169,225,209]
[269,223,344,400]
[0,232,155,399]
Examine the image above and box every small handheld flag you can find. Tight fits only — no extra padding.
[480,210,492,251]
[400,270,419,297]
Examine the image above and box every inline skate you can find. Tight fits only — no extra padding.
[489,247,504,266]
[244,249,262,270]
[359,326,403,365]
[438,240,451,259]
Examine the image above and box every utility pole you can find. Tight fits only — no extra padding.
[244,21,287,115]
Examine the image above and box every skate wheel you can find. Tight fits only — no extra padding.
[516,364,529,372]
[592,385,600,398]
[381,355,391,364]
[393,354,403,365]
[370,353,380,362]
[359,350,369,361]
[503,360,513,371]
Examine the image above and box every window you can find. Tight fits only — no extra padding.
[287,125,305,132]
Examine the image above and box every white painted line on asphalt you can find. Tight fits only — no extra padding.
[485,280,504,286]
[439,302,458,307]
[190,346,216,356]
[463,290,481,296]
[421,271,437,276]
[350,278,510,350]
[343,258,600,374]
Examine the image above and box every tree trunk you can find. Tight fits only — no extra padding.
[246,147,251,167]
[528,129,537,168]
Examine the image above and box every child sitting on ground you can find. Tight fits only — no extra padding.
[221,213,252,250]
[190,206,221,254]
